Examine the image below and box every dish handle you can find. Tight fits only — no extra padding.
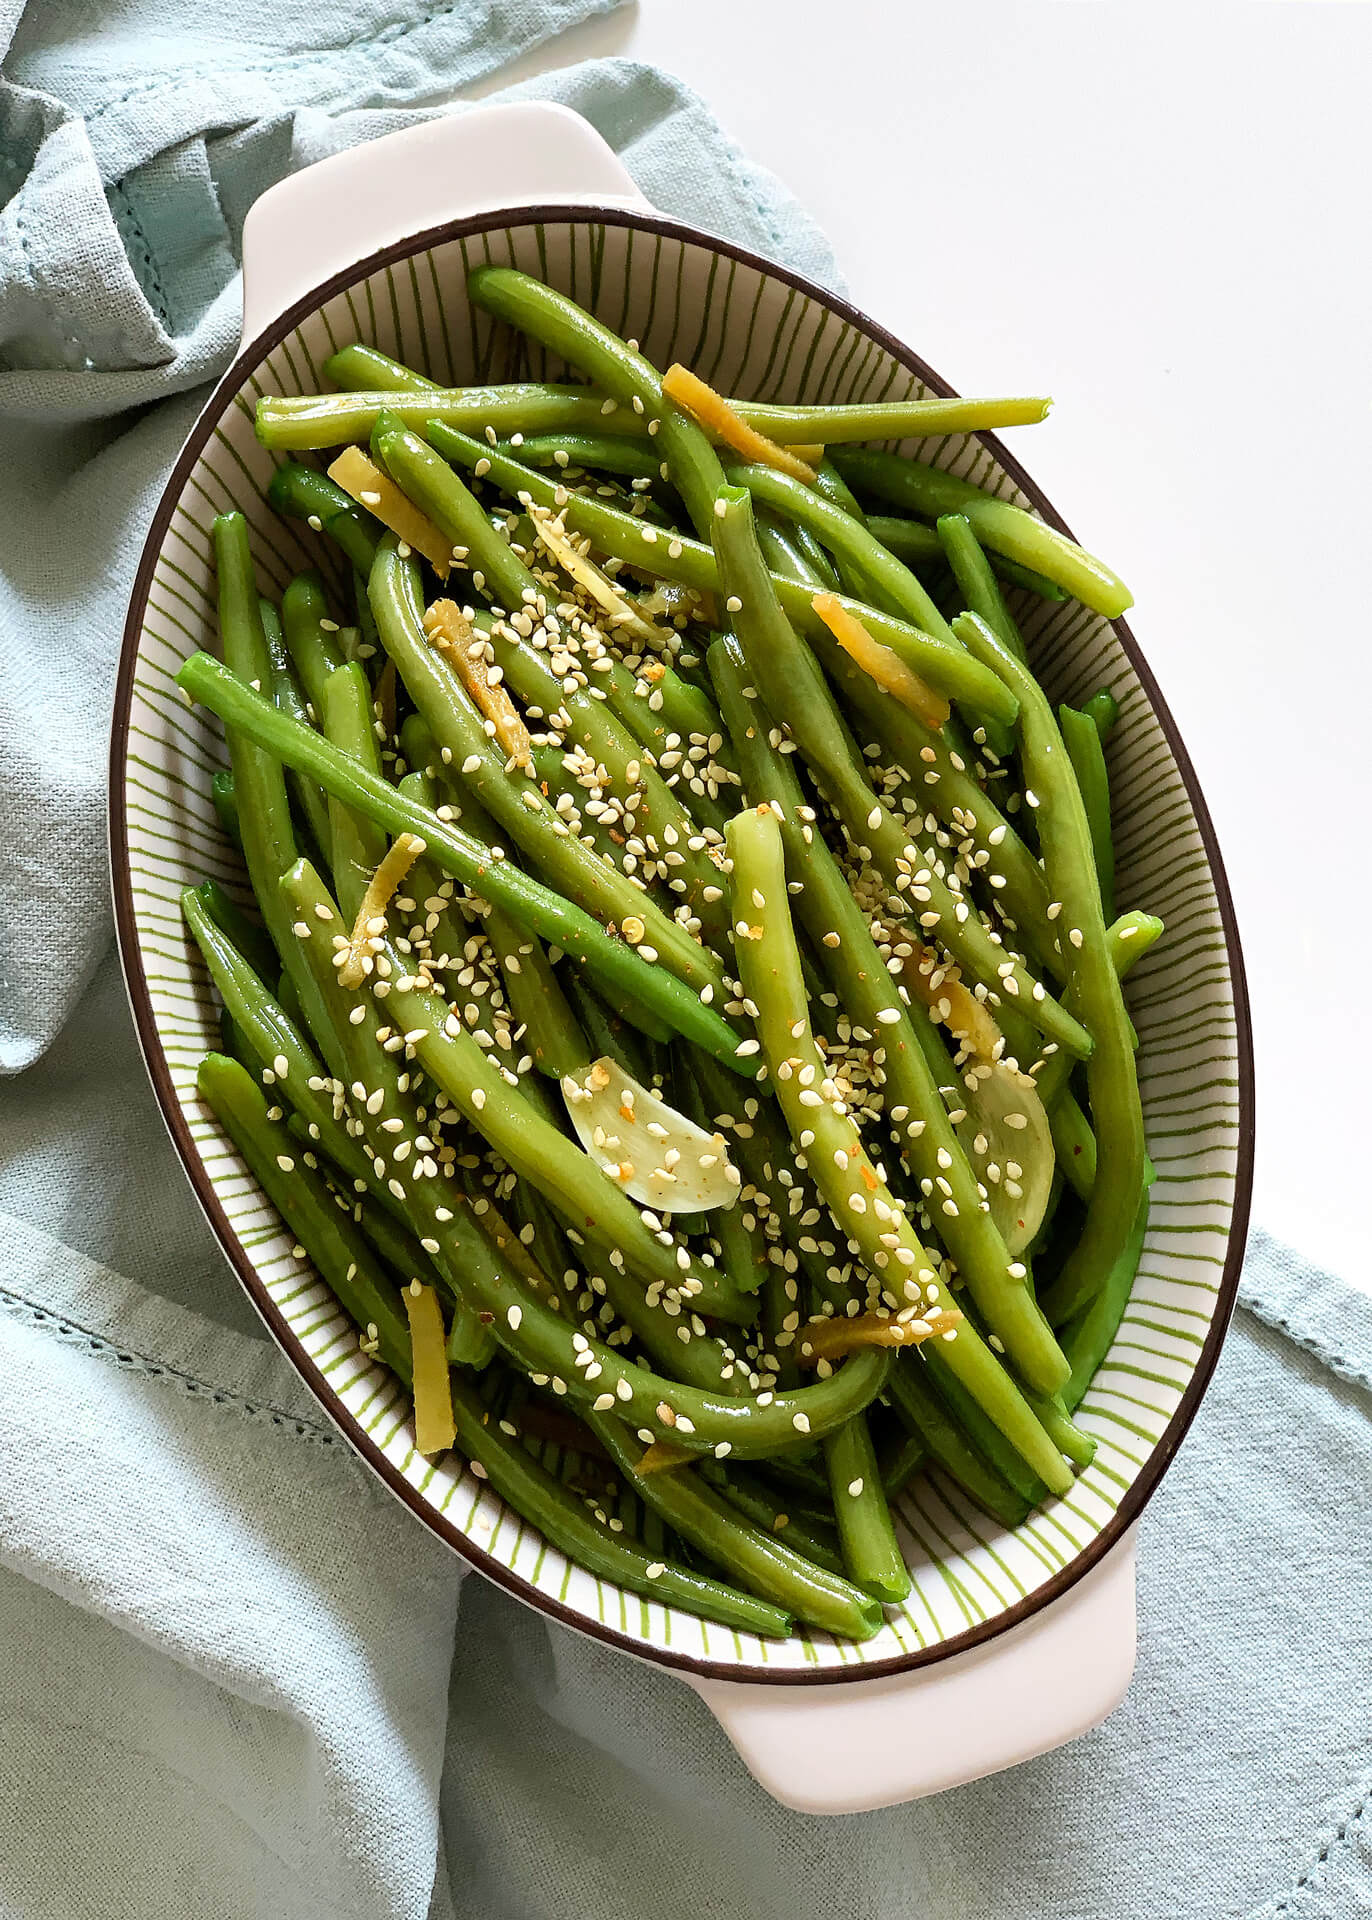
[685,1528,1138,1814]
[239,101,654,345]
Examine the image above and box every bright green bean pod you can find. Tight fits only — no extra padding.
[710,637,1071,1395]
[935,512,1028,664]
[266,465,379,574]
[832,448,1133,619]
[452,1385,791,1637]
[699,1461,845,1576]
[861,517,1069,601]
[712,486,1088,1060]
[589,1414,884,1639]
[190,877,276,987]
[1060,1175,1152,1410]
[367,537,728,996]
[500,431,664,483]
[280,572,345,715]
[726,460,961,657]
[426,423,1019,726]
[954,613,1146,1326]
[179,652,751,1071]
[885,1363,1031,1530]
[823,1414,911,1603]
[1059,703,1116,922]
[210,768,242,849]
[319,663,388,917]
[1025,1392,1097,1468]
[181,883,364,1181]
[724,802,1072,1493]
[197,1052,412,1376]
[1083,689,1121,738]
[260,597,334,864]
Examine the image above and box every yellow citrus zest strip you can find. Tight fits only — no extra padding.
[423,599,533,770]
[811,592,951,730]
[403,1281,456,1455]
[663,363,819,485]
[903,947,1003,1062]
[337,832,425,988]
[326,446,452,577]
[634,1439,695,1476]
[526,503,665,644]
[797,1306,963,1366]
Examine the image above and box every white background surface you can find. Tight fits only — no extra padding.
[480,1,1372,1287]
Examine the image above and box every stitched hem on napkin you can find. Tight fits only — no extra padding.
[0,1206,337,1444]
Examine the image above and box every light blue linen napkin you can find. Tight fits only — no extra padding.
[1,6,1367,1915]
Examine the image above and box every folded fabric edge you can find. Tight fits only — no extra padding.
[0,1206,335,1442]
[1239,1224,1372,1396]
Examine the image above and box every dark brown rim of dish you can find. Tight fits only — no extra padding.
[110,203,1254,1688]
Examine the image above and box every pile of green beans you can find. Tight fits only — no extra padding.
[174,265,1156,1643]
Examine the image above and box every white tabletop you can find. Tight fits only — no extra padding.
[485,2,1371,1286]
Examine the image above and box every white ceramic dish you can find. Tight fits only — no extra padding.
[110,101,1252,1812]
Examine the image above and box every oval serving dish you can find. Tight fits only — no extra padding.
[110,101,1252,1812]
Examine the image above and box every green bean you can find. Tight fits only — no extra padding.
[260,597,334,865]
[273,348,1051,450]
[867,517,1068,601]
[211,512,338,1050]
[261,384,619,451]
[589,1414,884,1639]
[885,1363,1030,1530]
[469,265,729,545]
[792,624,1062,975]
[427,423,1019,726]
[182,883,363,1179]
[198,1051,414,1373]
[368,537,729,997]
[319,664,388,917]
[935,512,1027,664]
[1083,689,1120,738]
[280,861,750,1370]
[755,512,825,587]
[710,637,1071,1395]
[210,768,242,849]
[452,1384,791,1636]
[699,1461,845,1576]
[189,877,276,987]
[1059,704,1115,922]
[266,464,379,574]
[724,802,1072,1493]
[1025,1392,1096,1468]
[500,431,664,483]
[713,486,1089,1059]
[1050,1089,1097,1203]
[824,1414,911,1603]
[726,461,962,658]
[1060,1175,1152,1406]
[178,654,750,1072]
[280,571,345,715]
[879,1429,926,1501]
[832,448,1133,619]
[954,614,1146,1325]
[928,1363,1049,1508]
